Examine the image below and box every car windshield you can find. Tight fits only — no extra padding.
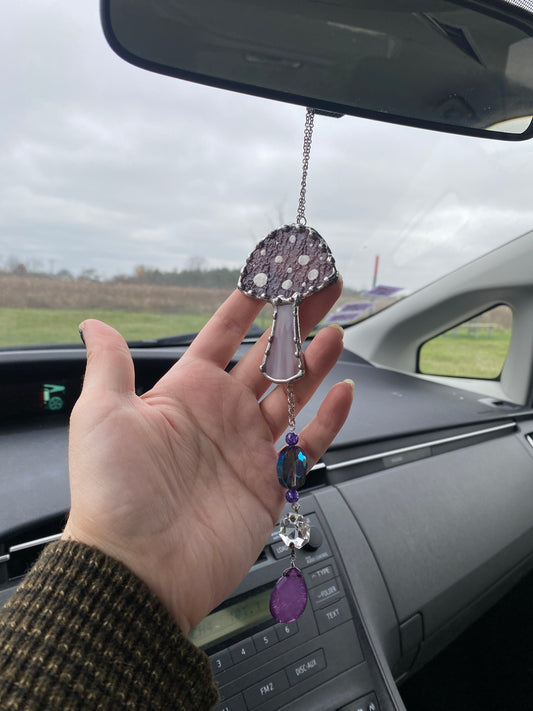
[3,1,533,348]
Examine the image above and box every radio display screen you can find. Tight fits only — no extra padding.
[188,586,272,649]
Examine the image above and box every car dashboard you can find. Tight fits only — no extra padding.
[1,342,533,710]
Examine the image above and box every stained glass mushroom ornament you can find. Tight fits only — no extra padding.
[238,223,338,383]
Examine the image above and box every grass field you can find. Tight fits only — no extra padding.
[0,275,513,379]
[0,274,234,346]
[3,307,513,383]
[0,308,215,346]
[419,327,511,378]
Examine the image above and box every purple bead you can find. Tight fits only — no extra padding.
[269,567,308,623]
[285,432,299,446]
[285,489,299,504]
[277,445,307,489]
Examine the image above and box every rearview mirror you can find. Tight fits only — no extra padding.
[101,0,533,140]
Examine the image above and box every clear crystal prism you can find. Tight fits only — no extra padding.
[279,512,311,549]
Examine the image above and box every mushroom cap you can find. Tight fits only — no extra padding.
[238,223,338,304]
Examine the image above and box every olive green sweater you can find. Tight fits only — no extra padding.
[0,541,219,710]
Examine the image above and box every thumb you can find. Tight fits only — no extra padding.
[79,319,135,395]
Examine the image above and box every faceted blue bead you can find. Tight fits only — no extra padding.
[277,445,307,489]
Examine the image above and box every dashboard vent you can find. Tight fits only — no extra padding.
[0,514,66,583]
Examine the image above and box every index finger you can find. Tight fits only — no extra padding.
[180,289,263,369]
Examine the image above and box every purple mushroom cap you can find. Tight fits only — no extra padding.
[239,224,337,304]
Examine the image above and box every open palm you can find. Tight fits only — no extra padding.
[64,286,353,633]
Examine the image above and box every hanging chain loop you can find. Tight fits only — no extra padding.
[296,108,315,225]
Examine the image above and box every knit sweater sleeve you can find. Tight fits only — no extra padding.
[0,540,219,711]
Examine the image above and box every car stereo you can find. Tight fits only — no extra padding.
[189,502,382,711]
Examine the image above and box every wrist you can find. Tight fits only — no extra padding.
[61,522,190,634]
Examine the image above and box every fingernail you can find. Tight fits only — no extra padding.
[328,323,345,336]
[343,378,355,390]
[78,322,86,347]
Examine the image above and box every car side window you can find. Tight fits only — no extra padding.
[418,305,512,379]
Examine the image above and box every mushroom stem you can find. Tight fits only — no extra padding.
[261,302,304,383]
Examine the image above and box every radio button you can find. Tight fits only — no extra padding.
[252,627,278,652]
[214,693,247,711]
[270,540,291,559]
[268,530,281,545]
[300,547,332,568]
[287,648,326,686]
[306,561,336,586]
[303,527,323,551]
[229,637,256,665]
[310,578,342,609]
[210,649,233,675]
[315,598,352,634]
[274,619,299,641]
[243,669,290,709]
[339,692,380,710]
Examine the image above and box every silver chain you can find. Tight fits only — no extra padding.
[287,383,296,433]
[287,110,314,452]
[296,108,315,226]
[289,543,297,566]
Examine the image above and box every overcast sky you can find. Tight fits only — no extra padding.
[2,1,533,291]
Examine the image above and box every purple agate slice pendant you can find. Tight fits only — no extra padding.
[270,567,308,623]
[238,223,338,383]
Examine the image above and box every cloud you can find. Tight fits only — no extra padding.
[2,1,533,291]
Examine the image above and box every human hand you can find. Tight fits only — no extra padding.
[63,285,353,633]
